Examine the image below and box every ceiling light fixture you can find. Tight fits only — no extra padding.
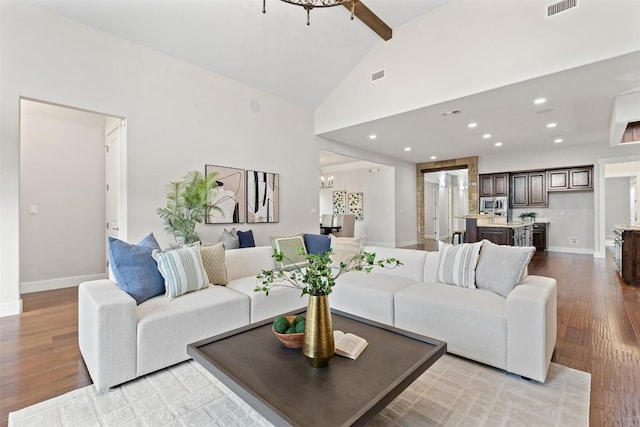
[319,168,334,189]
[369,134,377,140]
[468,122,478,128]
[494,142,503,147]
[483,133,491,139]
[547,122,557,128]
[554,138,563,143]
[430,156,437,160]
[264,0,356,26]
[404,147,411,152]
[534,98,547,105]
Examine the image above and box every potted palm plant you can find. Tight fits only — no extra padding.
[156,170,222,246]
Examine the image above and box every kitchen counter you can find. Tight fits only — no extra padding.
[479,222,532,229]
[615,223,640,231]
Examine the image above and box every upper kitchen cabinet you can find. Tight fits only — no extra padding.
[511,171,547,207]
[479,173,509,197]
[547,166,593,191]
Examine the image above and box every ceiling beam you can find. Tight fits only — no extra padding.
[343,1,392,41]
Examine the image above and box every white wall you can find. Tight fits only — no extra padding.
[605,177,631,239]
[319,166,395,246]
[20,101,107,290]
[0,3,319,315]
[318,138,417,247]
[316,0,640,133]
[546,192,594,254]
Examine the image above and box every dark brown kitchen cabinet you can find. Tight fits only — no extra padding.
[478,227,511,245]
[511,172,547,207]
[547,166,593,191]
[479,173,509,197]
[617,229,640,286]
[532,223,547,251]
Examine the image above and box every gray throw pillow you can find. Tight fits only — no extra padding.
[219,228,239,250]
[475,240,535,297]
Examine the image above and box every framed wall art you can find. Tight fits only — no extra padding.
[247,170,279,223]
[332,190,347,215]
[348,192,364,220]
[205,165,246,224]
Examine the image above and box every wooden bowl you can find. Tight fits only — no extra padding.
[273,315,304,349]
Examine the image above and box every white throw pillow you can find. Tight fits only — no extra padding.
[436,241,483,289]
[152,243,211,300]
[270,235,307,270]
[329,235,365,269]
[475,240,535,297]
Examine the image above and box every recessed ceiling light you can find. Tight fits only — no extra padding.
[482,133,491,139]
[534,98,547,105]
[404,147,411,152]
[494,142,503,147]
[546,122,557,128]
[430,155,437,160]
[369,134,377,140]
[468,122,478,128]
[554,138,563,143]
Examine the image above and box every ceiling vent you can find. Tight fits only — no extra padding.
[546,0,578,18]
[371,69,386,82]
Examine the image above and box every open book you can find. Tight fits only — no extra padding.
[333,330,368,360]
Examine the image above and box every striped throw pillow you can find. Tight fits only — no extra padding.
[153,243,210,300]
[436,241,483,289]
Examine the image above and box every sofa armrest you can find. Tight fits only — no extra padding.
[505,275,557,382]
[78,280,137,391]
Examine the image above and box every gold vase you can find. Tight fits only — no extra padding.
[303,295,335,368]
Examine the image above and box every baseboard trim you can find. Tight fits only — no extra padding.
[546,246,594,255]
[20,273,108,294]
[365,240,397,248]
[396,239,418,248]
[0,299,23,317]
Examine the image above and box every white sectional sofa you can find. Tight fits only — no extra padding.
[79,243,557,392]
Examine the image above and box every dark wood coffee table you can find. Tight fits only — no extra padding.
[187,309,446,427]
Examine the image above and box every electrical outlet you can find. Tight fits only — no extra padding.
[569,237,579,245]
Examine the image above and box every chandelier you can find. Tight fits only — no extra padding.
[263,0,358,26]
[320,169,334,189]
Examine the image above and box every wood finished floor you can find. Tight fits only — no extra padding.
[0,249,639,426]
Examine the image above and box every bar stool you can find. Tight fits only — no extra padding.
[451,230,465,245]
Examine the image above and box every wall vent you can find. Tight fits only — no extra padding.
[546,0,577,17]
[371,69,386,82]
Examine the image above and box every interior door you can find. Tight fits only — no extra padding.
[105,117,122,263]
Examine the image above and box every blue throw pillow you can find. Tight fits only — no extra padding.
[303,233,331,255]
[238,230,256,248]
[108,233,165,305]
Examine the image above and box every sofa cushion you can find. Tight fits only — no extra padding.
[238,230,256,248]
[227,275,306,323]
[271,235,307,270]
[152,244,210,300]
[475,240,535,297]
[330,235,364,269]
[225,246,275,282]
[200,243,228,285]
[107,233,165,305]
[395,283,507,369]
[220,228,239,249]
[363,246,427,281]
[136,286,250,376]
[331,271,420,326]
[303,233,331,255]
[436,241,483,289]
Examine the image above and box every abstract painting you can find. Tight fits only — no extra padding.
[247,170,279,223]
[332,190,346,215]
[348,192,364,220]
[205,165,245,224]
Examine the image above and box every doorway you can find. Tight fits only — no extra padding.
[424,169,469,246]
[19,99,126,293]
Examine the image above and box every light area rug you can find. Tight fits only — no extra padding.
[9,354,590,427]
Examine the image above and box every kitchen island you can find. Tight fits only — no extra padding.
[465,215,533,246]
[614,224,640,286]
